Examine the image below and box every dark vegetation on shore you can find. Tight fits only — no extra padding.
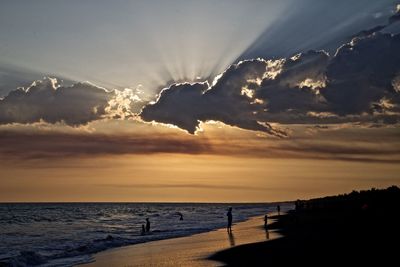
[210,186,400,266]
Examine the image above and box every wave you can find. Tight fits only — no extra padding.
[0,203,291,266]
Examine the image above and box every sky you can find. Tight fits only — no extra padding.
[0,0,400,202]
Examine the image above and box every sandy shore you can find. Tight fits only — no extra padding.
[79,215,279,267]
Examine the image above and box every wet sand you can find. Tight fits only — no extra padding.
[80,215,279,267]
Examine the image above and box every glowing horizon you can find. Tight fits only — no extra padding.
[0,0,400,202]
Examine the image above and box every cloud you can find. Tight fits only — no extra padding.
[0,77,145,126]
[0,65,50,98]
[2,6,399,135]
[1,124,399,165]
[141,82,210,134]
[255,50,329,114]
[141,3,400,134]
[322,33,400,115]
[141,60,287,137]
[389,4,400,24]
[141,32,400,134]
[237,0,397,61]
[0,130,213,160]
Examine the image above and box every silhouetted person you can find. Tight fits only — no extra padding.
[141,224,146,235]
[264,213,268,228]
[145,218,151,232]
[179,213,183,220]
[227,207,233,232]
[277,205,281,216]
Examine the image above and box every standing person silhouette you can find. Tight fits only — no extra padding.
[264,213,268,228]
[277,205,281,216]
[145,218,151,232]
[227,207,233,232]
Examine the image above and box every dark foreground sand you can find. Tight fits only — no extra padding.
[80,215,280,267]
[211,186,400,266]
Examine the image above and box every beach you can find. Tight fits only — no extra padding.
[2,1,400,266]
[80,215,280,267]
[80,186,400,267]
[211,186,400,266]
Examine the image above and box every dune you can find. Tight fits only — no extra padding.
[210,186,400,266]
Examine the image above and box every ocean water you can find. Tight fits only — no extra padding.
[0,203,290,266]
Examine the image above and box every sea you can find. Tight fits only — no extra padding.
[0,202,291,267]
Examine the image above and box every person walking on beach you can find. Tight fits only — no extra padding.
[227,207,233,232]
[145,218,151,232]
[264,213,268,228]
[277,205,281,216]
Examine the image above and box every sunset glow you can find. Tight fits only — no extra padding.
[0,0,399,203]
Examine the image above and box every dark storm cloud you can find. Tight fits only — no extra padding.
[389,5,400,24]
[257,33,400,123]
[141,2,400,135]
[141,82,209,134]
[141,60,287,137]
[255,50,329,114]
[2,4,399,134]
[141,32,400,134]
[0,78,110,125]
[0,77,144,125]
[322,33,400,115]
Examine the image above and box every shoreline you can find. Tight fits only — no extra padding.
[1,203,290,267]
[79,214,281,267]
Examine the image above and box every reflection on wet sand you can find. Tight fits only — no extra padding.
[265,228,270,240]
[228,231,236,247]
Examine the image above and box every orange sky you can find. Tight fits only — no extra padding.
[1,154,399,202]
[1,1,400,203]
[1,122,399,202]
